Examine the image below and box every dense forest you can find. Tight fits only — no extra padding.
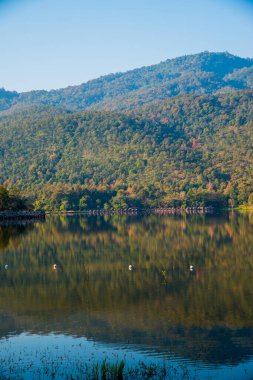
[0,52,253,210]
[0,90,252,210]
[0,52,253,113]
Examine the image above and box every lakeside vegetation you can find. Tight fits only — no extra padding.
[0,186,30,211]
[0,357,195,380]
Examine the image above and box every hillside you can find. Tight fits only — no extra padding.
[1,52,253,113]
[0,91,252,209]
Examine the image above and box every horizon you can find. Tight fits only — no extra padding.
[1,50,253,94]
[0,0,253,92]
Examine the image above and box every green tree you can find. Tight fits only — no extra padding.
[248,193,253,206]
[0,186,10,210]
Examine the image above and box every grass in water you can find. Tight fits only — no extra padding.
[0,359,196,380]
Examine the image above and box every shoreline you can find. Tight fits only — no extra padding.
[0,210,46,221]
[45,207,214,216]
[2,207,252,221]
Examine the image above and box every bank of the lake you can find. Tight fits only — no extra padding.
[0,210,46,221]
[45,206,214,216]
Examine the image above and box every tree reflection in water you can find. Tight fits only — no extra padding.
[0,213,253,366]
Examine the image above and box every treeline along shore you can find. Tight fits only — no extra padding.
[0,186,45,221]
[0,184,231,217]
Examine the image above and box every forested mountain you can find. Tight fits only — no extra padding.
[0,52,252,209]
[0,91,252,209]
[1,51,253,113]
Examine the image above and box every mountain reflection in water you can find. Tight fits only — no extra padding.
[0,213,253,378]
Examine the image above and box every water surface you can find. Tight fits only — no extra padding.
[0,213,253,379]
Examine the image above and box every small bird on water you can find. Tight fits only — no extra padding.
[129,265,133,271]
[189,265,194,272]
[53,264,57,270]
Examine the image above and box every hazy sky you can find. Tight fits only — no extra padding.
[0,0,253,92]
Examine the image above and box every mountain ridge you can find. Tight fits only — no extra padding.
[1,51,253,112]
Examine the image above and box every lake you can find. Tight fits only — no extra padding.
[0,213,253,379]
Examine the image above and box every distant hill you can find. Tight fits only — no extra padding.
[0,90,252,208]
[1,51,253,112]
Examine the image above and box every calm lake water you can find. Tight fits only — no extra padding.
[0,213,253,379]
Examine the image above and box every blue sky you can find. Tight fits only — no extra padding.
[0,0,253,92]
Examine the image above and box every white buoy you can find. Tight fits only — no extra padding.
[129,265,133,271]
